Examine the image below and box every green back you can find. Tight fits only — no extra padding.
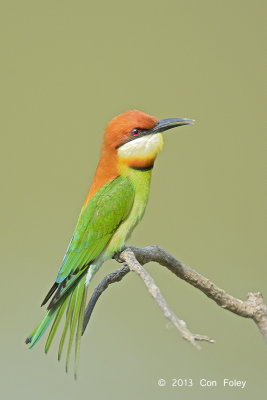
[50,176,135,306]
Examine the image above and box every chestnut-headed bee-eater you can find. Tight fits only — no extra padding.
[26,110,194,376]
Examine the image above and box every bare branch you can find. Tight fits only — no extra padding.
[82,265,130,335]
[120,248,214,348]
[83,245,267,346]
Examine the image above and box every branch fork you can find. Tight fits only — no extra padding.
[82,245,267,348]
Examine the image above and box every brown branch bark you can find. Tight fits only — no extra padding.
[82,245,267,346]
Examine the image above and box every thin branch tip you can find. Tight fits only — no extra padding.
[83,245,267,347]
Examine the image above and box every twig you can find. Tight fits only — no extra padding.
[82,265,130,335]
[83,245,267,346]
[121,248,214,348]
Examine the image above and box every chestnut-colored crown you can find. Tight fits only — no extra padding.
[83,110,158,207]
[103,110,158,149]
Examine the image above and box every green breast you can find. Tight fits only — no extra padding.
[125,167,152,233]
[104,167,152,257]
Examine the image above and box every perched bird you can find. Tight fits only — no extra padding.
[26,110,194,376]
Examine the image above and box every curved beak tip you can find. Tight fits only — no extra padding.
[183,118,195,125]
[154,117,195,133]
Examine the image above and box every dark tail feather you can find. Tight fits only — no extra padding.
[41,282,58,307]
[27,273,90,376]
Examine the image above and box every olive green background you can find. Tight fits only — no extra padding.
[0,1,266,399]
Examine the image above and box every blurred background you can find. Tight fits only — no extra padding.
[0,1,266,399]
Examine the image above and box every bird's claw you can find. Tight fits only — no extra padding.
[112,247,126,263]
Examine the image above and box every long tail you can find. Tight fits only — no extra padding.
[26,274,88,378]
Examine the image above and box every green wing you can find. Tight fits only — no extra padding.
[44,175,135,309]
[26,176,135,376]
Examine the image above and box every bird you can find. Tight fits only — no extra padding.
[25,109,194,377]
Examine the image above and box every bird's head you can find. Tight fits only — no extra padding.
[84,110,194,206]
[102,110,194,168]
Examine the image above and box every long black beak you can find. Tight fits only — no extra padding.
[152,118,194,133]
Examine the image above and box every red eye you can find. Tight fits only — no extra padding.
[131,128,140,136]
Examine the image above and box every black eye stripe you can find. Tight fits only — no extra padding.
[115,128,151,149]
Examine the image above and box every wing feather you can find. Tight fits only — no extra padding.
[43,176,135,309]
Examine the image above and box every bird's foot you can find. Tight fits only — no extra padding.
[112,247,126,263]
